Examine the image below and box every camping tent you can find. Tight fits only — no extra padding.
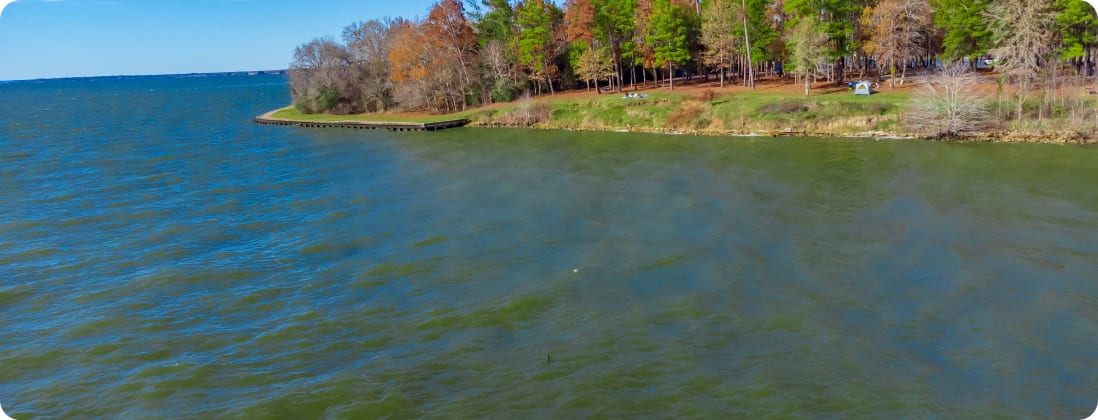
[854,81,872,95]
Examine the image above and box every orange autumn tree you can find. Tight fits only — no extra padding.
[425,0,478,110]
[388,19,434,110]
[563,0,596,45]
[564,0,604,92]
[388,1,477,112]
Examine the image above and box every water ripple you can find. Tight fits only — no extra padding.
[2,76,1098,418]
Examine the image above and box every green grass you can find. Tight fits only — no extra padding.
[264,85,1098,142]
[267,106,473,124]
[472,88,911,135]
[267,87,913,135]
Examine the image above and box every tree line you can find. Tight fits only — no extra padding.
[288,0,1097,115]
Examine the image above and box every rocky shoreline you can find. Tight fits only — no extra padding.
[466,120,1097,145]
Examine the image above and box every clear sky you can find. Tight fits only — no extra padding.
[0,0,443,80]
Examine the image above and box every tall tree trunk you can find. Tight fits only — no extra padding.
[669,62,674,91]
[836,57,846,86]
[632,64,638,91]
[1016,82,1027,121]
[742,0,754,90]
[996,77,1003,121]
[720,58,725,88]
[900,58,908,86]
[890,58,896,89]
[615,53,624,93]
[742,55,747,86]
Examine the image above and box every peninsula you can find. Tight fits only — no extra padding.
[267,0,1098,144]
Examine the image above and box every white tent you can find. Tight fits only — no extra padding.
[854,81,872,95]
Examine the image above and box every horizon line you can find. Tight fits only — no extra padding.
[0,69,287,83]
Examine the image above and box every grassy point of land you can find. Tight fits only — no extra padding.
[266,106,475,124]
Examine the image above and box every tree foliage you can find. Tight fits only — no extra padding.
[987,0,1056,119]
[516,0,563,94]
[737,0,778,62]
[469,0,514,46]
[285,0,1098,127]
[648,0,693,90]
[861,0,932,87]
[343,20,395,112]
[574,45,616,90]
[702,0,739,86]
[788,18,828,96]
[595,0,637,91]
[1053,0,1096,61]
[786,0,864,82]
[289,38,362,114]
[563,0,597,44]
[931,0,992,60]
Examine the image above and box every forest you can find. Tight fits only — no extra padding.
[287,0,1097,133]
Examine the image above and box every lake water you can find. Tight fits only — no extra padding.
[2,75,1098,418]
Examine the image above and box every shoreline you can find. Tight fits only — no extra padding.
[468,122,1098,144]
[258,105,1098,145]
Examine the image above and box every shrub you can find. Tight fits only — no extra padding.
[758,101,808,114]
[491,81,526,103]
[699,89,717,102]
[315,86,341,112]
[869,102,891,115]
[667,101,706,129]
[495,100,552,126]
[906,63,989,136]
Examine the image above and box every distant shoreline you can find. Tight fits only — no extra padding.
[0,70,286,84]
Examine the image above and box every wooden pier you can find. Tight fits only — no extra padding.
[255,114,469,132]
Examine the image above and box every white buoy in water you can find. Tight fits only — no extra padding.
[0,402,16,420]
[572,268,578,273]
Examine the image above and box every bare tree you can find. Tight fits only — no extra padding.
[288,38,362,114]
[480,39,522,103]
[986,0,1055,120]
[861,0,931,88]
[344,20,395,112]
[907,63,989,136]
[701,0,738,87]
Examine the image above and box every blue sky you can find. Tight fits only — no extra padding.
[0,0,444,80]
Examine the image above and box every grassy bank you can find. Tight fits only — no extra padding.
[466,89,909,137]
[263,83,1098,143]
[266,88,908,136]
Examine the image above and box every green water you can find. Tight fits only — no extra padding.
[1,76,1097,418]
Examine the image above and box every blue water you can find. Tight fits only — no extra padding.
[1,75,1098,418]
